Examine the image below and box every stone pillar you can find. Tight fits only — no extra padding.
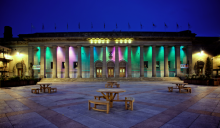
[164,46,169,77]
[102,46,106,78]
[28,46,34,77]
[40,45,45,78]
[175,45,180,76]
[152,45,156,77]
[128,46,132,77]
[65,45,69,78]
[140,45,144,77]
[77,46,82,78]
[52,45,57,78]
[90,46,94,78]
[115,46,119,78]
[187,45,192,75]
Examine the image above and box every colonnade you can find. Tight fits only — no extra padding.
[28,45,192,78]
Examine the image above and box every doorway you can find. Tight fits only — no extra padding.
[96,67,102,78]
[199,67,203,75]
[18,68,23,77]
[119,67,126,77]
[108,67,114,77]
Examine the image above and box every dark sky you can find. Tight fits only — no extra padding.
[0,0,220,37]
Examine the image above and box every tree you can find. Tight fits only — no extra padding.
[205,57,212,79]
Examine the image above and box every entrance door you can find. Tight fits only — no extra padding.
[96,68,102,78]
[199,67,203,75]
[119,67,126,77]
[18,68,23,77]
[108,67,114,77]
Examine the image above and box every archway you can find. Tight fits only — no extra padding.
[119,60,127,77]
[13,61,27,77]
[107,60,115,78]
[94,60,102,78]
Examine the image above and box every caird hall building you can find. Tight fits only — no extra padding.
[0,26,220,81]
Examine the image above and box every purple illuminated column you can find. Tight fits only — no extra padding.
[128,45,132,77]
[164,45,168,77]
[52,45,57,78]
[187,45,192,75]
[40,45,45,78]
[140,45,144,77]
[152,45,156,77]
[175,45,180,76]
[77,46,82,78]
[65,45,69,78]
[90,46,94,78]
[115,46,119,78]
[102,46,106,78]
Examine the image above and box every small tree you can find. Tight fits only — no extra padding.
[205,57,212,79]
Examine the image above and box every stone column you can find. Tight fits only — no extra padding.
[187,45,192,74]
[102,46,106,78]
[52,45,57,78]
[140,45,144,77]
[90,46,94,78]
[40,45,45,78]
[128,46,132,77]
[77,46,82,78]
[28,46,34,77]
[65,45,69,78]
[164,46,169,77]
[175,45,180,76]
[115,46,119,78]
[152,45,156,77]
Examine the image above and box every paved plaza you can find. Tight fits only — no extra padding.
[0,81,220,128]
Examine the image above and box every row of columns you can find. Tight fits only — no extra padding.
[28,45,192,78]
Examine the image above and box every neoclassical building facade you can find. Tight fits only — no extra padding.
[5,30,194,79]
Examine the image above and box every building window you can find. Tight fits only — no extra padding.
[73,62,78,69]
[62,62,65,69]
[156,61,160,68]
[144,61,148,68]
[51,62,53,69]
[168,61,170,68]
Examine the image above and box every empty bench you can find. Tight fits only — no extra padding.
[125,97,135,111]
[88,100,110,114]
[31,88,39,94]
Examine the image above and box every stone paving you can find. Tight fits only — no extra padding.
[0,81,220,128]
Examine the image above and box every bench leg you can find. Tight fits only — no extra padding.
[106,103,109,114]
[125,101,128,110]
[88,102,91,110]
[179,88,181,93]
[94,104,96,108]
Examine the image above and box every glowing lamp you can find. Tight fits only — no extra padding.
[128,39,131,43]
[90,40,93,44]
[102,40,105,43]
[120,39,123,43]
[94,40,97,44]
[124,39,127,43]
[98,40,101,44]
[115,40,118,44]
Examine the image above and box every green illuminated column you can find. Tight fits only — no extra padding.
[164,46,168,77]
[187,45,192,74]
[102,46,106,78]
[128,46,132,77]
[115,46,119,78]
[52,45,57,78]
[28,46,34,77]
[140,45,144,77]
[90,46,94,78]
[152,45,156,77]
[77,46,82,78]
[175,45,180,76]
[65,45,69,78]
[40,45,45,78]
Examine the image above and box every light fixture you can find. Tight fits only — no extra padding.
[124,39,127,43]
[98,39,101,44]
[102,40,105,43]
[128,39,131,43]
[90,40,93,44]
[120,39,123,43]
[115,39,118,44]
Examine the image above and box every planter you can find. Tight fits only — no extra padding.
[184,79,191,84]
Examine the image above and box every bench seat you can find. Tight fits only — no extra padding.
[31,88,39,94]
[88,100,110,114]
[125,97,135,110]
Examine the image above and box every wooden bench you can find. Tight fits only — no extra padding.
[183,87,192,93]
[125,97,135,110]
[88,100,110,114]
[94,96,105,100]
[105,84,111,88]
[31,88,39,94]
[168,86,192,93]
[115,84,120,88]
[48,88,57,93]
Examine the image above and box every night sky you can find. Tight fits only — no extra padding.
[0,0,220,38]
